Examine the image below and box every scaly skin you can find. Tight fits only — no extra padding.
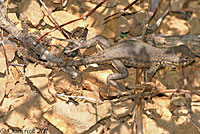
[64,35,195,91]
[66,39,194,67]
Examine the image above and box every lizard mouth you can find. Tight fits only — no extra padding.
[180,58,195,66]
[163,58,194,67]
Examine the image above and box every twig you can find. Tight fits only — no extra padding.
[83,0,107,20]
[131,104,138,133]
[147,8,169,34]
[189,112,200,131]
[103,11,138,25]
[149,0,160,16]
[135,97,143,134]
[154,88,191,95]
[56,93,97,102]
[80,114,112,134]
[9,63,25,67]
[62,0,68,7]
[104,0,139,20]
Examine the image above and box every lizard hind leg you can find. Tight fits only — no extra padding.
[107,60,128,92]
[147,63,161,82]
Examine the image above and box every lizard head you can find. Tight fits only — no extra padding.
[164,45,195,66]
[170,45,195,66]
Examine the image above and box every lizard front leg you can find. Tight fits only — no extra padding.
[107,60,128,92]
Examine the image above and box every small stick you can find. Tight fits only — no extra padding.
[149,0,160,16]
[136,67,143,84]
[135,97,143,134]
[56,93,97,102]
[83,0,107,20]
[104,0,139,20]
[103,11,138,24]
[9,63,25,67]
[131,104,138,133]
[62,0,68,7]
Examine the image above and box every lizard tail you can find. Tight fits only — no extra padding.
[65,55,108,66]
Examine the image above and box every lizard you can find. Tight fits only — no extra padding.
[63,35,196,91]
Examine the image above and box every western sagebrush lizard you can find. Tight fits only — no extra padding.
[64,35,195,91]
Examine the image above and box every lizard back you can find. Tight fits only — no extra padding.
[65,40,165,67]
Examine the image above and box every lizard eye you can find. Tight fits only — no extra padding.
[181,57,189,62]
[184,57,189,60]
[80,39,85,43]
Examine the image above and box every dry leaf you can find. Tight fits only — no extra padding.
[8,80,31,98]
[25,64,55,103]
[44,100,110,133]
[4,108,27,129]
[0,78,6,104]
[5,73,16,95]
[17,0,44,27]
[160,16,189,35]
[82,65,118,92]
[0,118,9,130]
[44,101,77,134]
[7,13,22,29]
[52,71,79,93]
[10,66,20,82]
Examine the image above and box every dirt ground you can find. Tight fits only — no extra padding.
[0,0,200,134]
